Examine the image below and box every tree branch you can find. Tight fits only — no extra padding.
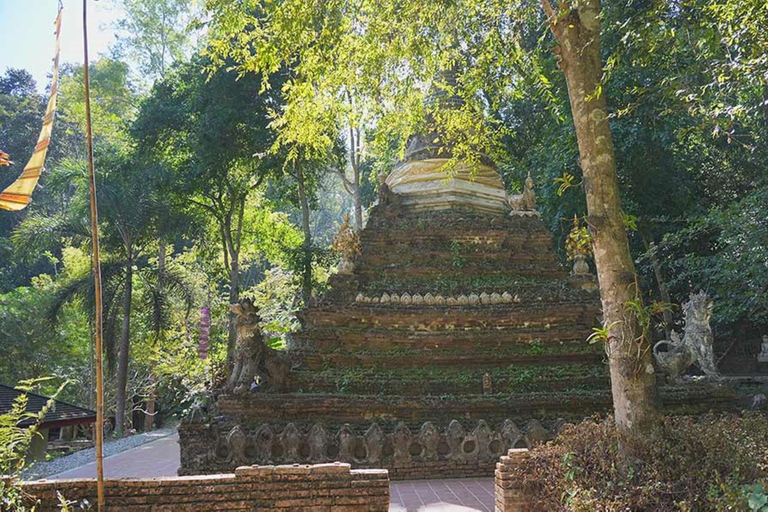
[541,0,562,41]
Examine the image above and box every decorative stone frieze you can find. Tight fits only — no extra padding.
[179,418,552,480]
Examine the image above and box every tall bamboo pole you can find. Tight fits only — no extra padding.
[82,0,105,508]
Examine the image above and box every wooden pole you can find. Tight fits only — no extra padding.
[82,0,105,509]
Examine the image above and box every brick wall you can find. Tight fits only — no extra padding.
[22,462,389,511]
[494,449,534,512]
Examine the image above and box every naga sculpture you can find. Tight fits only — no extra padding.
[227,298,290,394]
[653,291,719,379]
[508,172,536,212]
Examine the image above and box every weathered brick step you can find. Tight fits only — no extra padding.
[351,275,590,297]
[359,234,555,249]
[355,263,565,278]
[293,324,592,343]
[362,220,552,239]
[358,251,561,269]
[301,304,598,329]
[215,386,735,427]
[355,266,567,279]
[290,373,609,396]
[292,351,604,370]
[293,334,593,353]
[216,392,616,425]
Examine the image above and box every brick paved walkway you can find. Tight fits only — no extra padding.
[45,431,495,510]
[48,432,181,480]
[390,478,495,511]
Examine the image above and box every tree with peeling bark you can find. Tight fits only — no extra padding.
[540,0,658,434]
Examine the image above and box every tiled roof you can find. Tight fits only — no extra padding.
[0,384,96,428]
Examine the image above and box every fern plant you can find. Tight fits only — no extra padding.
[0,378,69,511]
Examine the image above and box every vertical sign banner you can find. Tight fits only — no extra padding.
[0,7,63,211]
[198,307,210,359]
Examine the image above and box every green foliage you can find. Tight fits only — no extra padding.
[518,413,768,511]
[657,187,768,329]
[113,0,199,84]
[58,59,137,150]
[450,240,467,269]
[0,276,89,405]
[0,378,68,511]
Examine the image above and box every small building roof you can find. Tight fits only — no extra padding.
[0,384,96,430]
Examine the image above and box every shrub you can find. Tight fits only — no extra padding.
[518,413,768,511]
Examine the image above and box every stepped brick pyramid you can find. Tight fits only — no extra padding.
[179,201,613,479]
[289,208,604,400]
[179,70,732,479]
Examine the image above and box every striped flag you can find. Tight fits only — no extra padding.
[0,7,63,211]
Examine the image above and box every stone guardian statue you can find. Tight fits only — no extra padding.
[653,291,719,379]
[227,298,290,393]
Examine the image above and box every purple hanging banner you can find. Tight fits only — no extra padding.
[198,307,210,359]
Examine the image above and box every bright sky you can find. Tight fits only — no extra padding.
[0,0,121,91]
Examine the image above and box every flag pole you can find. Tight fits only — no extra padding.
[82,0,105,509]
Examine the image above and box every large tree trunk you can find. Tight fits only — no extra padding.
[296,167,313,304]
[544,0,658,435]
[115,251,133,436]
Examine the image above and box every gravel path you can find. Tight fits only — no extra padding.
[22,425,178,481]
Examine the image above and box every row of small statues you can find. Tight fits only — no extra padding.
[355,291,523,305]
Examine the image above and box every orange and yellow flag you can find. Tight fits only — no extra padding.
[0,7,63,211]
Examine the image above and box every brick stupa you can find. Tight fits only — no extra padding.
[178,70,725,479]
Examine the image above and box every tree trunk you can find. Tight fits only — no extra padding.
[353,171,363,231]
[115,251,133,436]
[544,0,658,435]
[351,126,363,231]
[227,238,240,363]
[224,198,245,364]
[296,167,313,304]
[144,372,156,431]
[642,234,673,338]
[157,241,167,289]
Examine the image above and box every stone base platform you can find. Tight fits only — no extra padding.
[178,385,736,479]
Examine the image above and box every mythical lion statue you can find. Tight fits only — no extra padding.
[508,172,536,212]
[227,298,290,394]
[653,291,719,379]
